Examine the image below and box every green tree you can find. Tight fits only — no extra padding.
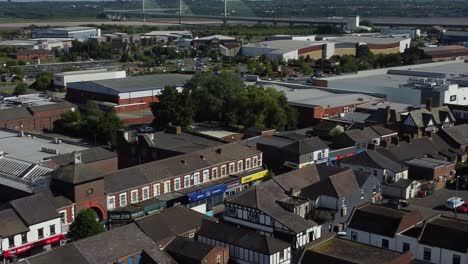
[300,62,312,75]
[14,82,28,95]
[67,208,105,241]
[32,71,53,91]
[151,86,194,129]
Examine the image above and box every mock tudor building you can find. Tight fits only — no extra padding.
[224,179,320,249]
[0,193,63,261]
[105,143,263,213]
[197,220,292,264]
[333,126,398,150]
[401,104,455,138]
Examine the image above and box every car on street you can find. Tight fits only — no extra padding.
[137,126,154,133]
[388,199,409,209]
[446,197,465,209]
[457,202,468,214]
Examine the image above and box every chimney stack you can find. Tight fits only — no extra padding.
[426,98,433,112]
[181,159,187,165]
[167,125,182,135]
[385,106,391,124]
[73,152,82,164]
[200,155,205,160]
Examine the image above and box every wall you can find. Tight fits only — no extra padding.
[346,228,398,251]
[1,217,61,251]
[55,70,126,89]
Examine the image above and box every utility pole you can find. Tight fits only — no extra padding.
[179,0,182,24]
[142,0,146,22]
[224,0,227,19]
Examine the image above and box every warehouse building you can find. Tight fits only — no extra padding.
[54,69,126,90]
[241,40,334,61]
[31,27,100,41]
[323,35,411,54]
[441,31,468,45]
[66,74,192,113]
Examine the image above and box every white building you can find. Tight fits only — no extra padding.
[54,69,127,90]
[345,204,468,264]
[197,220,292,264]
[224,179,320,249]
[0,193,63,260]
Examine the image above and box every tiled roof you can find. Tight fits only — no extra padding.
[348,204,424,237]
[281,137,328,155]
[50,147,117,167]
[376,138,441,162]
[341,150,407,173]
[0,107,32,122]
[51,163,105,184]
[227,179,317,233]
[0,208,29,237]
[344,127,380,142]
[10,193,59,225]
[441,124,468,145]
[135,206,216,245]
[404,106,454,128]
[105,143,260,193]
[197,220,290,255]
[165,236,216,262]
[418,216,468,253]
[300,166,361,199]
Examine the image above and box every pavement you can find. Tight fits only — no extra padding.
[406,188,468,221]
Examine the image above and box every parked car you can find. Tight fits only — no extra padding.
[446,197,465,209]
[388,199,409,209]
[456,202,468,214]
[137,126,154,133]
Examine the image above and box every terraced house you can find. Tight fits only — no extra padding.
[104,143,263,214]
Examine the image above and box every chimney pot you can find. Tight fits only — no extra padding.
[73,152,82,164]
[426,98,433,111]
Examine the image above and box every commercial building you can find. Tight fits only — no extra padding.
[31,27,100,41]
[266,35,316,41]
[0,95,76,131]
[441,31,468,45]
[53,69,126,90]
[193,35,237,48]
[242,40,333,61]
[323,35,411,54]
[144,30,192,42]
[0,193,64,261]
[418,45,468,62]
[66,74,192,113]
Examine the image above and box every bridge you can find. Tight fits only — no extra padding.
[103,8,468,28]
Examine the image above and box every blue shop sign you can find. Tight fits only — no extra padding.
[188,184,227,202]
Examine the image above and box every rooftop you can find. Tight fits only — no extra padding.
[0,130,88,163]
[404,157,453,169]
[244,39,325,54]
[67,74,192,94]
[327,35,409,45]
[195,35,236,41]
[441,124,468,145]
[304,237,412,264]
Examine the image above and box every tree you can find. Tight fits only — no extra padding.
[68,208,105,241]
[151,86,194,129]
[14,82,28,95]
[329,126,344,138]
[32,71,53,91]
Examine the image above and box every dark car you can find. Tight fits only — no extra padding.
[388,199,409,209]
[137,126,154,133]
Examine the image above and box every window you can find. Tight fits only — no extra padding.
[453,254,461,264]
[216,255,221,264]
[238,161,243,172]
[8,237,14,248]
[212,168,218,179]
[229,163,235,174]
[194,173,200,185]
[403,242,410,252]
[108,196,116,210]
[21,233,27,244]
[59,211,66,224]
[184,175,191,188]
[246,158,251,169]
[227,206,237,217]
[382,239,389,249]
[372,185,377,194]
[142,187,150,200]
[174,178,181,190]
[351,231,358,241]
[257,156,262,166]
[423,247,431,261]
[38,228,44,239]
[153,184,160,196]
[131,190,138,203]
[203,170,209,182]
[253,157,258,168]
[50,224,56,235]
[119,193,127,207]
[249,210,259,222]
[360,190,364,199]
[164,181,171,193]
[221,165,227,176]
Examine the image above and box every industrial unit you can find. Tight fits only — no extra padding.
[54,69,126,90]
[31,27,100,41]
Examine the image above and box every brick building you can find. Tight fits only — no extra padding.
[66,74,192,113]
[0,101,76,131]
[15,49,51,61]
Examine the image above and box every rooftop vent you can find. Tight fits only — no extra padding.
[181,159,187,165]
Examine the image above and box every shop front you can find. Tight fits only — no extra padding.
[108,204,145,227]
[240,168,268,189]
[183,182,227,216]
[2,234,65,259]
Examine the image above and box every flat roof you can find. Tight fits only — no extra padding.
[327,35,409,44]
[0,40,37,46]
[356,101,415,113]
[0,130,88,163]
[243,39,325,54]
[289,93,382,109]
[55,69,124,77]
[196,35,235,41]
[405,157,453,168]
[265,84,333,101]
[321,60,468,104]
[67,74,192,94]
[45,26,96,31]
